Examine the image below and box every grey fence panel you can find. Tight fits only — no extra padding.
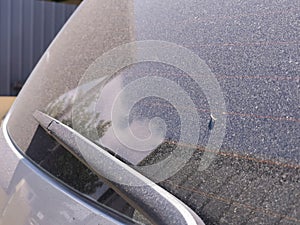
[0,0,11,95]
[0,0,77,95]
[54,3,67,33]
[32,1,45,70]
[22,0,34,83]
[10,0,23,92]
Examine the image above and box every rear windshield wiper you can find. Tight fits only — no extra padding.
[33,111,205,225]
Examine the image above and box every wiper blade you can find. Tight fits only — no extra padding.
[33,110,205,225]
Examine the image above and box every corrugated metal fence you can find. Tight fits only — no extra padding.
[0,0,77,95]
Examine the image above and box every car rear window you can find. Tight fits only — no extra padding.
[7,0,300,224]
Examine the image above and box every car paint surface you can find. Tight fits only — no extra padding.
[0,115,126,225]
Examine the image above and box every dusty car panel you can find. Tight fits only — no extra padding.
[0,115,131,225]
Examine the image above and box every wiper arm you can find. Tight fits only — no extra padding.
[33,111,205,225]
